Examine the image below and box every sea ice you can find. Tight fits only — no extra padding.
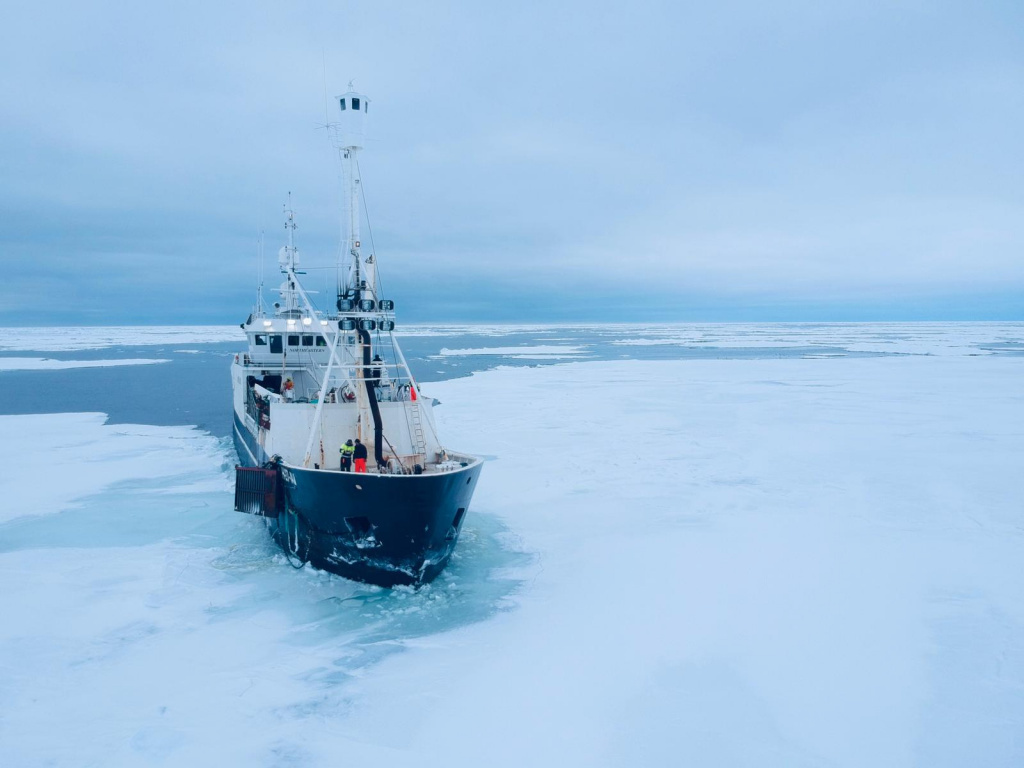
[0,325,242,352]
[0,411,523,767]
[1,347,1022,767]
[397,324,562,338]
[0,413,228,525]
[438,345,587,359]
[336,354,1024,766]
[0,357,170,371]
[601,321,1024,356]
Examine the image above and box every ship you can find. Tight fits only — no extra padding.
[230,87,483,587]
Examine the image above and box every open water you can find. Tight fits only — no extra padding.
[7,321,1018,437]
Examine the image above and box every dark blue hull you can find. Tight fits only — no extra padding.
[233,413,482,586]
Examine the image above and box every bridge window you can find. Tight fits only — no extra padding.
[339,98,346,111]
[352,97,360,111]
[302,335,313,347]
[315,336,327,347]
[254,334,267,346]
[288,335,300,346]
[269,335,283,354]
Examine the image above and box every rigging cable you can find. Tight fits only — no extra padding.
[354,155,443,458]
[354,155,386,301]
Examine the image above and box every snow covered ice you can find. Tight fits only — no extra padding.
[1,323,1022,766]
[0,357,169,371]
[438,344,587,359]
[0,325,240,352]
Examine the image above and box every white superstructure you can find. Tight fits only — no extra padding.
[231,88,450,475]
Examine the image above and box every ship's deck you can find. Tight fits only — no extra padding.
[290,454,478,477]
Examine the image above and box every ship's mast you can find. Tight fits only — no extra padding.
[330,86,373,443]
[276,194,302,317]
[254,229,265,317]
[319,85,429,466]
[331,84,370,300]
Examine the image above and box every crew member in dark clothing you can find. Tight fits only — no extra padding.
[353,439,368,473]
[339,439,354,472]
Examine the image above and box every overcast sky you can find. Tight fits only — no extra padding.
[2,1,1022,324]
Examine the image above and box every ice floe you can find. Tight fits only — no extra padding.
[438,345,587,359]
[0,357,170,371]
[397,324,562,337]
[0,325,242,352]
[0,410,523,767]
[602,321,1024,356]
[0,413,229,525]
[2,348,1023,766]
[1,322,1019,360]
[342,354,1024,766]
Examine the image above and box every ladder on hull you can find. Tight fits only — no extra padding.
[408,402,427,457]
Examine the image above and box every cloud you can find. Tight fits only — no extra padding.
[1,0,1022,323]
